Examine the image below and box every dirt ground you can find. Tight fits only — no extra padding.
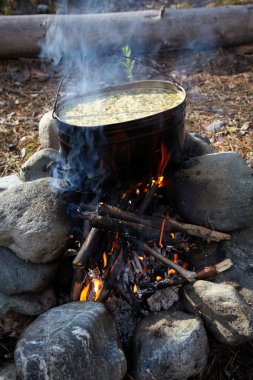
[0,1,253,379]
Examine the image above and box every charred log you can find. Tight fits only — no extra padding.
[77,207,231,242]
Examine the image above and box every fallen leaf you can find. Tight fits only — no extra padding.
[30,67,49,82]
[8,64,30,82]
[236,44,253,56]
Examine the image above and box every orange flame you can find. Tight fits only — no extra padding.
[170,232,175,239]
[156,275,162,281]
[157,143,171,179]
[103,252,107,268]
[168,269,176,276]
[133,284,138,294]
[93,279,103,301]
[159,212,169,248]
[80,282,90,302]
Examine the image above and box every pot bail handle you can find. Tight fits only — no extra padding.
[121,54,181,88]
[52,64,74,119]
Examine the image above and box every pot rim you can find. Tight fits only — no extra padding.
[53,79,186,130]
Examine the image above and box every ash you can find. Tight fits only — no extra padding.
[106,294,142,348]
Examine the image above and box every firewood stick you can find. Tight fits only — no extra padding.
[137,259,233,296]
[195,259,233,279]
[72,282,84,302]
[103,244,122,280]
[71,267,86,301]
[78,212,159,239]
[73,227,103,267]
[97,283,111,303]
[98,203,230,242]
[164,219,230,242]
[78,208,231,242]
[138,242,197,282]
[139,182,159,213]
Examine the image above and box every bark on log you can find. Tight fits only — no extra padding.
[79,204,231,242]
[78,211,231,242]
[0,5,253,58]
[73,227,103,267]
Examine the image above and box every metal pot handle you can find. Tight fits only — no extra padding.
[52,64,74,119]
[125,54,180,87]
[52,55,181,119]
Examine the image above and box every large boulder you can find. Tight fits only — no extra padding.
[20,148,62,182]
[14,302,127,380]
[0,247,57,295]
[0,363,17,380]
[0,175,23,192]
[183,132,214,157]
[131,310,208,380]
[167,152,253,231]
[0,287,56,316]
[182,280,253,345]
[0,178,70,263]
[39,111,59,150]
[215,226,253,290]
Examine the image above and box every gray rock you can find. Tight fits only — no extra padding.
[0,247,57,295]
[182,280,253,345]
[167,152,253,231]
[20,148,62,182]
[183,132,214,157]
[147,286,179,312]
[39,111,59,150]
[207,120,226,132]
[214,226,253,290]
[0,175,23,192]
[14,302,127,380]
[0,178,70,263]
[0,287,56,316]
[131,311,208,380]
[0,363,17,380]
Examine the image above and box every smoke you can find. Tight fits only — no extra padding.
[42,1,161,201]
[41,1,196,200]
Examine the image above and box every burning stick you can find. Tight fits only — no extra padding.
[96,203,231,242]
[196,259,233,280]
[136,259,233,298]
[71,267,86,301]
[73,227,103,267]
[139,182,159,214]
[138,241,197,282]
[77,209,231,243]
[103,243,122,280]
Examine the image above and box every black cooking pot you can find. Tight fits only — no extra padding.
[53,80,186,192]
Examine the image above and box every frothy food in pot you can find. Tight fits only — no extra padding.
[59,87,185,127]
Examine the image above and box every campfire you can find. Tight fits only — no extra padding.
[49,65,233,312]
[1,2,253,379]
[67,143,232,312]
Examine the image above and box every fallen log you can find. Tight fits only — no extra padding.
[0,5,253,58]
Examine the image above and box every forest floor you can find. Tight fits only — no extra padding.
[0,45,252,176]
